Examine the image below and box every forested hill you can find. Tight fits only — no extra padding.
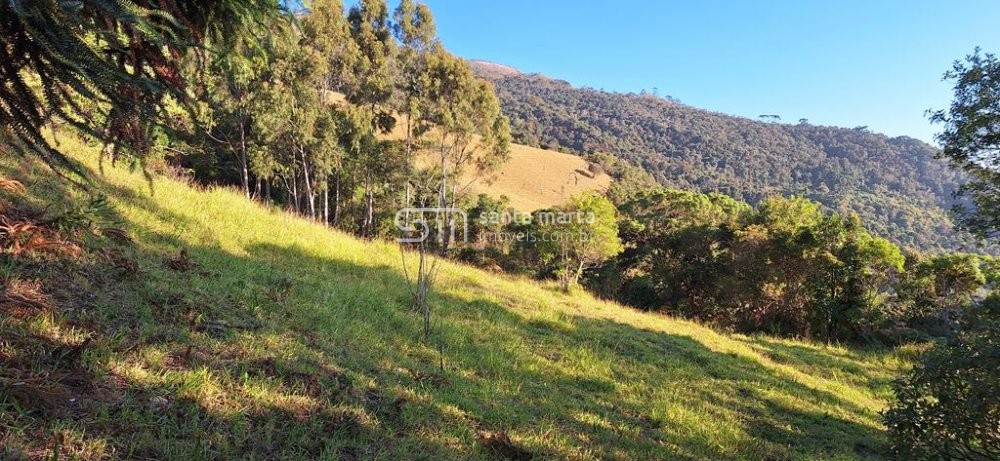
[470,61,969,253]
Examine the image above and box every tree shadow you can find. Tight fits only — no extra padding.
[2,158,893,460]
[736,335,893,384]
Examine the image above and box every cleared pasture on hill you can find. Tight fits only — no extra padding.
[329,91,610,211]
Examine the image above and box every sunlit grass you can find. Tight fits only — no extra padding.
[0,136,912,460]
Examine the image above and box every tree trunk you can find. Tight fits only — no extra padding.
[446,183,460,248]
[290,171,299,214]
[238,118,250,199]
[438,133,448,211]
[560,251,573,292]
[365,177,375,237]
[333,173,341,225]
[323,182,329,226]
[438,132,449,248]
[405,112,413,157]
[413,240,435,342]
[573,260,586,287]
[300,146,316,219]
[360,171,374,237]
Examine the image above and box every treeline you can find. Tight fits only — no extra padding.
[601,190,999,342]
[147,0,509,237]
[11,0,989,345]
[471,66,972,253]
[462,184,999,344]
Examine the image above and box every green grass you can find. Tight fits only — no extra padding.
[0,138,916,460]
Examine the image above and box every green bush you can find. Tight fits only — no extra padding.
[884,300,1000,460]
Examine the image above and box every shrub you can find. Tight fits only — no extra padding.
[884,299,1000,460]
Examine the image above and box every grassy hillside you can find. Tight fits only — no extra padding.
[463,143,611,211]
[329,92,610,211]
[471,63,969,253]
[2,138,914,460]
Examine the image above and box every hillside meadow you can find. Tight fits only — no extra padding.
[1,136,916,460]
[328,91,611,212]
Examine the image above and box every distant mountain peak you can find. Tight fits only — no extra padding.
[467,60,523,79]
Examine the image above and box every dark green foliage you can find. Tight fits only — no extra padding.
[0,0,282,174]
[885,300,1000,460]
[884,50,1000,460]
[471,65,970,252]
[895,253,988,334]
[594,188,907,341]
[466,194,510,247]
[930,49,1000,241]
[586,151,659,204]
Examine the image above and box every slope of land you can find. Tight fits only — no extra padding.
[1,137,912,460]
[457,142,611,211]
[471,61,969,253]
[329,92,610,211]
[466,60,523,80]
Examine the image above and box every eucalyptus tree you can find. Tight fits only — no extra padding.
[301,0,356,223]
[423,49,511,248]
[254,17,343,220]
[392,0,440,157]
[344,0,397,237]
[197,33,276,199]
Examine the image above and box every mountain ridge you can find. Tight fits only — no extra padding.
[469,60,970,253]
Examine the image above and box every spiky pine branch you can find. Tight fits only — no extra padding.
[0,0,283,177]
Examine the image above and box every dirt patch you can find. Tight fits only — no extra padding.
[405,367,449,388]
[0,365,94,416]
[1,279,52,318]
[99,247,140,275]
[238,357,351,400]
[166,249,194,272]
[474,426,534,460]
[165,249,215,277]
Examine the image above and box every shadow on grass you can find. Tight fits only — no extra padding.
[2,160,892,460]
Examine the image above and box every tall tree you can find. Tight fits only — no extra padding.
[1,0,282,175]
[884,48,1000,460]
[301,0,355,223]
[930,48,1000,240]
[392,0,439,158]
[423,49,511,248]
[346,0,396,237]
[197,32,275,198]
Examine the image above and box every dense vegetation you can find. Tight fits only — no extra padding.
[472,66,971,253]
[884,298,999,460]
[463,185,999,344]
[0,136,915,460]
[882,49,1000,461]
[3,0,998,458]
[0,0,281,173]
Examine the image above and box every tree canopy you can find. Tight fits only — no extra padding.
[930,48,1000,240]
[1,0,283,175]
[471,64,971,253]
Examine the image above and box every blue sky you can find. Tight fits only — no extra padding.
[421,0,1000,143]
